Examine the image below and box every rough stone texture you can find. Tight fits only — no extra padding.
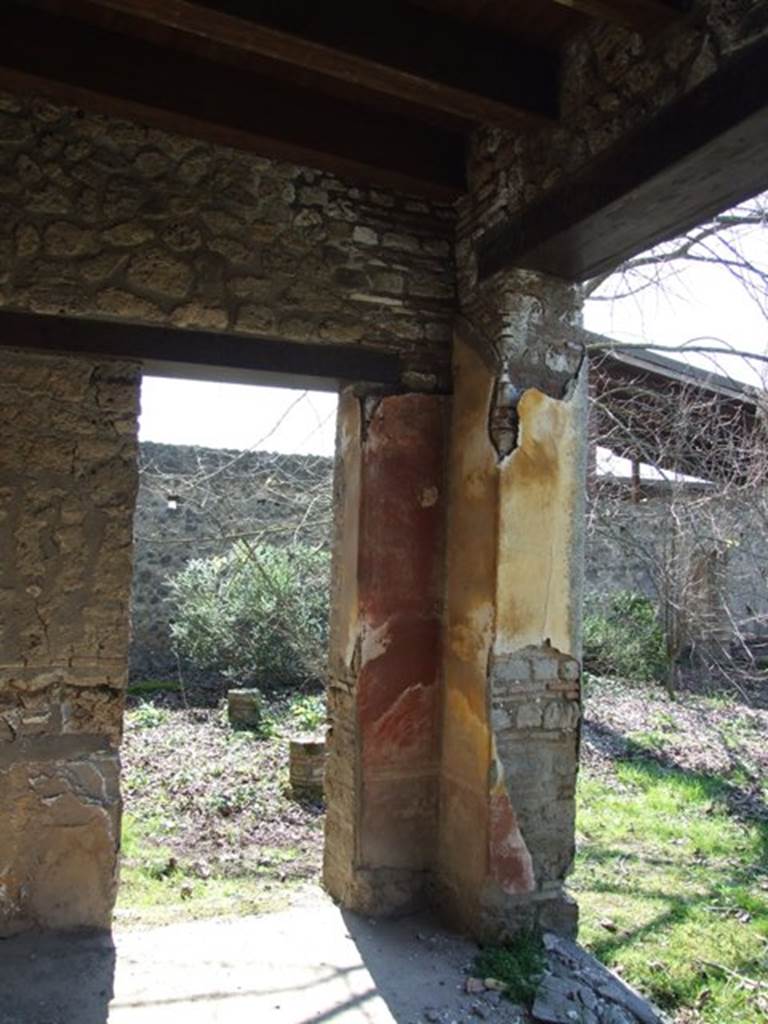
[324,388,445,916]
[226,688,263,730]
[289,737,326,800]
[458,0,768,280]
[586,480,768,647]
[4,1,766,938]
[490,646,580,894]
[533,931,667,1024]
[129,443,333,679]
[0,347,140,935]
[0,92,456,388]
[129,446,768,682]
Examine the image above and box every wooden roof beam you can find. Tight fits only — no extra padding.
[32,0,561,128]
[0,4,466,199]
[0,311,403,389]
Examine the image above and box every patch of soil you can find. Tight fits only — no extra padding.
[582,677,768,821]
[121,692,324,881]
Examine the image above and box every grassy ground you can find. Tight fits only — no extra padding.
[118,678,767,1021]
[116,686,325,928]
[574,678,768,1024]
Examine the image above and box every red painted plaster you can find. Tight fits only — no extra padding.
[353,393,445,871]
[489,788,535,894]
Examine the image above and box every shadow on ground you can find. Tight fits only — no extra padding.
[0,902,506,1024]
[0,928,116,1024]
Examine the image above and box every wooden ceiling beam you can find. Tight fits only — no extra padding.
[0,4,466,199]
[476,31,768,282]
[0,310,403,388]
[31,0,561,128]
[549,0,691,33]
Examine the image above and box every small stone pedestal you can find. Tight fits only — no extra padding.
[227,688,262,729]
[289,736,326,800]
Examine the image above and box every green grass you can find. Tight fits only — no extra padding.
[129,702,172,728]
[474,930,546,1005]
[127,679,181,697]
[116,812,304,927]
[573,757,768,1023]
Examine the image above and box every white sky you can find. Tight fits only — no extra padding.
[586,257,768,387]
[139,204,768,458]
[139,378,338,455]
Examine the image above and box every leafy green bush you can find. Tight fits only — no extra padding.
[583,591,668,683]
[168,542,329,689]
[130,702,171,729]
[290,693,326,732]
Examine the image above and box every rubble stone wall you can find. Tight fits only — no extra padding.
[129,442,334,679]
[586,485,768,642]
[128,441,768,684]
[0,91,456,390]
[458,0,768,276]
[0,347,140,935]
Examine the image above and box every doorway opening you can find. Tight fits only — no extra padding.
[118,372,337,927]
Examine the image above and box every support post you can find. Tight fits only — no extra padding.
[323,387,445,914]
[0,348,140,935]
[438,270,588,938]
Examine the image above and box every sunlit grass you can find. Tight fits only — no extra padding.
[573,758,768,1023]
[116,813,305,928]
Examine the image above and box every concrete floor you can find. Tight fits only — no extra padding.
[0,900,525,1024]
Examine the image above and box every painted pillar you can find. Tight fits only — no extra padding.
[0,348,140,935]
[324,387,445,915]
[438,270,588,938]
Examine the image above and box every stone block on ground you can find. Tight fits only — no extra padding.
[289,735,326,800]
[226,688,263,730]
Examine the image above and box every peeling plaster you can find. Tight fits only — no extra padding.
[496,370,588,657]
[488,371,522,459]
[419,486,439,508]
[489,737,535,896]
[360,621,392,667]
[439,326,586,934]
[365,682,436,769]
[448,602,494,664]
[330,391,362,679]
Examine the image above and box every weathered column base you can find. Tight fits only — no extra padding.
[435,879,578,942]
[324,864,432,918]
[435,291,587,942]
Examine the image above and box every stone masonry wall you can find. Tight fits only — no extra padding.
[437,0,768,938]
[0,347,140,934]
[129,440,768,681]
[0,91,456,390]
[458,0,768,278]
[586,483,768,643]
[130,442,333,679]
